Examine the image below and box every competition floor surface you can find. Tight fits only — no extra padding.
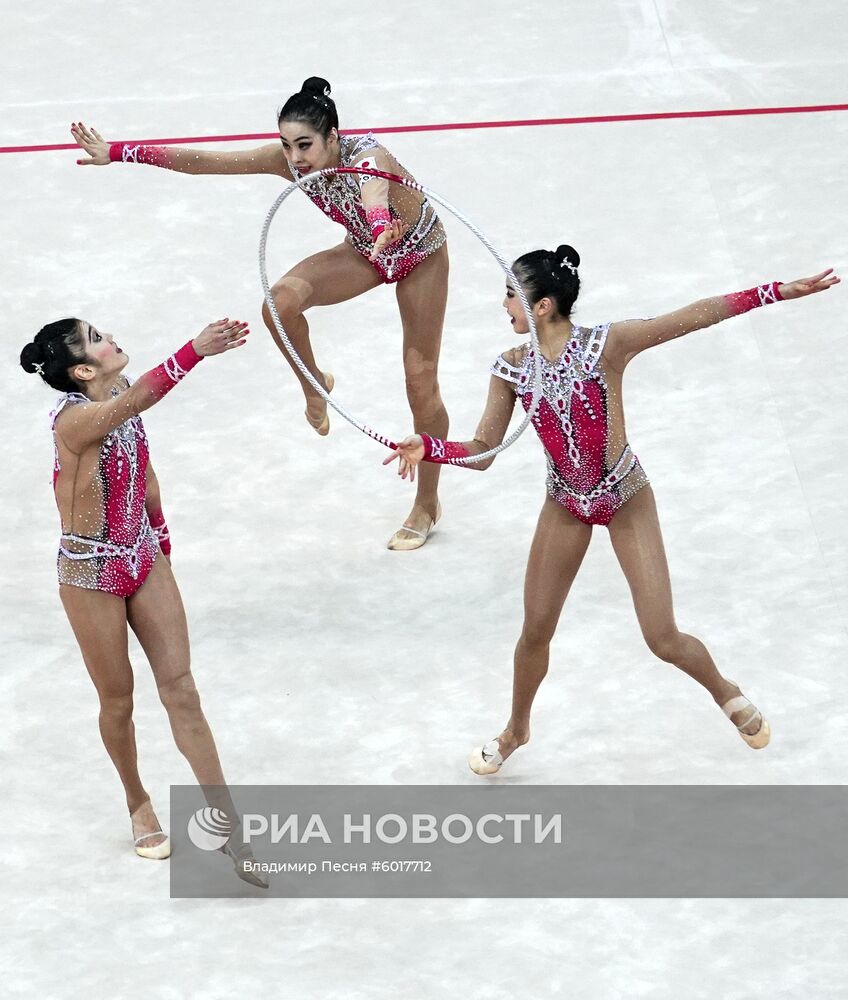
[2,1,846,996]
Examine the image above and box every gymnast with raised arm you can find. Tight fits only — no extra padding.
[21,317,266,885]
[72,76,449,550]
[385,244,838,773]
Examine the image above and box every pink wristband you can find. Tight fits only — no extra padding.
[724,281,783,317]
[147,507,171,556]
[366,205,392,240]
[421,433,471,464]
[109,142,172,168]
[139,340,203,399]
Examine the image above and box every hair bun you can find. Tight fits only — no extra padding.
[301,76,332,98]
[20,340,47,375]
[556,244,580,270]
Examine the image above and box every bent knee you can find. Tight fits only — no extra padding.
[644,630,682,663]
[158,673,201,714]
[261,287,303,326]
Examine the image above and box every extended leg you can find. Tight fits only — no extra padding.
[608,487,767,741]
[471,498,592,773]
[59,585,166,848]
[390,244,450,547]
[126,558,235,817]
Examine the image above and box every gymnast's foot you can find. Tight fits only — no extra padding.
[130,798,171,860]
[469,726,529,776]
[717,680,771,748]
[387,501,442,551]
[305,372,334,435]
[220,834,270,890]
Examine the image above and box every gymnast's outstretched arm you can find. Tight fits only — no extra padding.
[55,320,248,453]
[384,368,517,481]
[71,122,291,177]
[604,269,839,369]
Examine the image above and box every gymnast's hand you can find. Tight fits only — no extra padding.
[192,319,250,357]
[778,269,840,300]
[383,435,425,482]
[71,123,111,165]
[369,219,407,260]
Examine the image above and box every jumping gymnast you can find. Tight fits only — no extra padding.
[71,76,449,550]
[385,245,838,773]
[21,317,267,886]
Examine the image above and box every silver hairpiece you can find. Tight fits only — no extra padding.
[33,362,45,375]
[559,257,578,275]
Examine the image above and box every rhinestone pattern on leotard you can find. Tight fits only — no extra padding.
[492,324,649,525]
[291,134,446,283]
[50,387,158,596]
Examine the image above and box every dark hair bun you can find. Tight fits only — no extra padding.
[556,244,580,270]
[301,77,332,98]
[20,340,46,375]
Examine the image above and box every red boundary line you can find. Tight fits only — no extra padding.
[2,103,846,154]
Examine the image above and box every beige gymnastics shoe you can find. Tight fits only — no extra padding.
[721,681,771,749]
[387,502,442,551]
[469,739,505,776]
[305,372,334,436]
[131,802,172,860]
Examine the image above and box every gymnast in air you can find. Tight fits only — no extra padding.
[71,76,450,550]
[385,244,838,774]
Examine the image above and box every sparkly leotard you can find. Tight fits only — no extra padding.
[290,133,446,283]
[51,382,158,597]
[492,324,649,525]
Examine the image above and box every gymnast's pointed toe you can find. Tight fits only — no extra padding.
[469,740,504,776]
[721,681,771,749]
[305,372,334,436]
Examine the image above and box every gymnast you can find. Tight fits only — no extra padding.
[21,317,267,885]
[71,76,449,550]
[385,244,838,773]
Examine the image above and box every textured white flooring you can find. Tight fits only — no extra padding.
[1,1,846,996]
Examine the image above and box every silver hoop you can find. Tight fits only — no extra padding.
[259,165,543,464]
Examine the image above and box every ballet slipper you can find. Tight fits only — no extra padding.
[220,838,269,889]
[131,803,172,860]
[305,372,334,436]
[721,680,771,749]
[469,739,504,776]
[387,502,442,551]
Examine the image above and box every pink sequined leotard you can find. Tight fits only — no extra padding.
[49,340,203,598]
[291,133,446,283]
[490,324,649,525]
[51,384,158,597]
[491,323,648,525]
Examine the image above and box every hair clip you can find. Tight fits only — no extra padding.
[33,362,45,375]
[559,257,578,275]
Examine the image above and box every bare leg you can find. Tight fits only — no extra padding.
[608,487,761,734]
[488,498,593,763]
[59,585,164,844]
[126,558,236,817]
[390,243,450,541]
[261,241,381,432]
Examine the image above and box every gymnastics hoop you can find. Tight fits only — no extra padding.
[259,165,543,465]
